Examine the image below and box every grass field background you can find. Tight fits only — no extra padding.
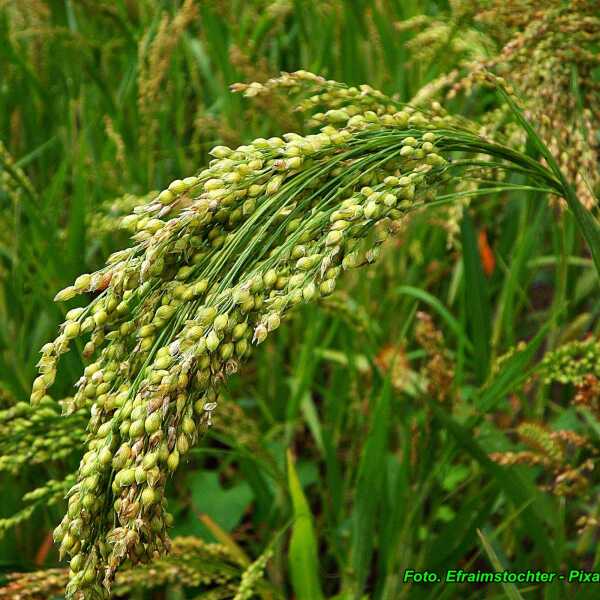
[1,1,599,599]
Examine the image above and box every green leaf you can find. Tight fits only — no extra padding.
[426,483,497,569]
[287,450,324,600]
[477,529,525,600]
[177,471,253,539]
[350,381,392,595]
[461,212,492,382]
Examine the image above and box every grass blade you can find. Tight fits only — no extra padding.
[461,212,492,382]
[350,380,392,596]
[477,529,525,600]
[287,450,324,600]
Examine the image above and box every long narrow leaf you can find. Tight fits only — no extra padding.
[287,450,324,600]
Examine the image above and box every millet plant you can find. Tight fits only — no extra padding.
[2,2,600,599]
[23,69,600,598]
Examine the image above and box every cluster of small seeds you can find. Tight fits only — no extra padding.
[397,12,493,67]
[538,338,600,386]
[0,397,84,474]
[34,97,537,598]
[0,396,84,539]
[450,0,600,208]
[233,547,274,600]
[0,537,243,600]
[86,191,158,238]
[516,422,566,465]
[232,69,467,134]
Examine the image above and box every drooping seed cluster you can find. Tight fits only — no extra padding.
[444,0,600,208]
[231,69,493,249]
[32,91,560,598]
[232,69,484,141]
